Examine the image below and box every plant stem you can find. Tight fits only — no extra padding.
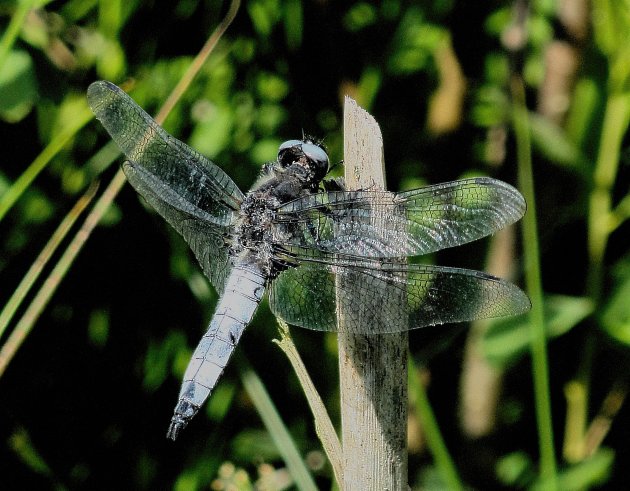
[273,319,343,485]
[511,74,558,489]
[0,173,125,378]
[408,356,463,490]
[237,354,318,491]
[587,93,630,301]
[568,91,630,464]
[0,0,48,71]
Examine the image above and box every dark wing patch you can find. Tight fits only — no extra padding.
[268,259,530,333]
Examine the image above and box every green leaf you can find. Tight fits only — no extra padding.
[247,0,281,37]
[470,85,510,127]
[416,466,453,491]
[534,0,558,16]
[592,0,630,59]
[387,8,445,75]
[484,7,512,36]
[143,331,187,391]
[99,200,122,226]
[9,427,53,477]
[592,0,630,92]
[529,113,588,171]
[0,49,37,122]
[496,451,535,487]
[356,66,382,111]
[601,256,630,344]
[20,192,54,223]
[527,14,554,48]
[96,38,126,81]
[174,471,201,491]
[532,448,614,490]
[98,0,123,37]
[524,52,546,87]
[284,0,303,50]
[232,36,256,64]
[256,72,289,102]
[483,295,594,366]
[565,77,602,149]
[87,309,109,347]
[205,382,236,422]
[231,429,281,461]
[255,103,286,135]
[484,52,510,86]
[189,103,234,157]
[249,137,282,163]
[343,2,377,32]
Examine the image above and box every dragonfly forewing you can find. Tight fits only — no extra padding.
[87,81,244,216]
[274,177,525,259]
[88,81,245,293]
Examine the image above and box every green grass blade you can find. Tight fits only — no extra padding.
[408,355,464,491]
[0,175,120,378]
[9,426,68,491]
[0,0,54,71]
[0,103,93,222]
[237,354,318,491]
[0,0,240,376]
[0,182,98,340]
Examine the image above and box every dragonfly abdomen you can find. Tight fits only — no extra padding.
[166,261,266,440]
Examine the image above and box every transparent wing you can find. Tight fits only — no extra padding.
[123,161,232,292]
[87,81,244,220]
[88,81,243,293]
[268,258,530,333]
[273,178,525,258]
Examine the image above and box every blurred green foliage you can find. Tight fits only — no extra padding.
[483,295,594,367]
[2,0,630,490]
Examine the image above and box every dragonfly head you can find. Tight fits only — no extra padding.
[277,139,329,187]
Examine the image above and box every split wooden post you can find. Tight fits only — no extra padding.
[337,97,408,490]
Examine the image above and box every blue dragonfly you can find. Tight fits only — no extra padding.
[87,81,530,440]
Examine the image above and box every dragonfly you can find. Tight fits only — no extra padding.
[87,80,530,440]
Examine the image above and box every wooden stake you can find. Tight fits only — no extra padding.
[338,97,408,490]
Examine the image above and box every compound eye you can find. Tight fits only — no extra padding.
[277,140,303,166]
[302,143,329,166]
[278,140,303,153]
[302,143,329,180]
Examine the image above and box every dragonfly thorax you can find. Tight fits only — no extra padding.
[231,192,285,278]
[230,140,331,277]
